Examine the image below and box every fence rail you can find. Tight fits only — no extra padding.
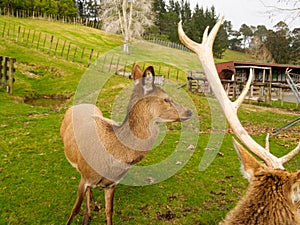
[0,56,16,94]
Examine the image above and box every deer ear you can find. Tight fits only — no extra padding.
[233,138,264,182]
[142,66,155,94]
[132,63,143,81]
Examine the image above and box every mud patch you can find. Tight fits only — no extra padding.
[24,95,69,108]
[17,62,65,78]
[156,210,176,221]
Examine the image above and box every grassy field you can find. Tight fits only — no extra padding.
[0,16,299,225]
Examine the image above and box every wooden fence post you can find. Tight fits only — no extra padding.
[61,40,66,56]
[123,61,128,76]
[3,56,8,88]
[37,32,42,49]
[72,46,77,62]
[22,27,26,42]
[115,56,120,74]
[8,58,16,94]
[12,24,15,40]
[108,55,114,72]
[42,33,47,51]
[7,23,10,38]
[54,38,59,55]
[0,56,3,86]
[48,35,54,54]
[88,49,94,67]
[31,30,36,46]
[2,22,6,37]
[80,47,85,63]
[16,26,21,42]
[66,42,71,60]
[26,29,31,46]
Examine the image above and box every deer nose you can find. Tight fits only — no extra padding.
[186,109,193,117]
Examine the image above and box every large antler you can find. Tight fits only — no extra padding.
[178,18,300,169]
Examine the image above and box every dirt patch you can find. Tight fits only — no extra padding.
[243,104,299,116]
[156,210,176,221]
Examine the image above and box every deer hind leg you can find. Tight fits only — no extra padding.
[66,177,87,225]
[104,186,116,225]
[90,188,101,212]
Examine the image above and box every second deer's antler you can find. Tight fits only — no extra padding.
[178,18,300,169]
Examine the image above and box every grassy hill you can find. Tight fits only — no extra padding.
[0,16,299,225]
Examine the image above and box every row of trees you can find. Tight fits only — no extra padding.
[0,0,78,17]
[149,0,299,64]
[0,0,299,63]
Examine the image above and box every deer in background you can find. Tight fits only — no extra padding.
[178,18,300,224]
[60,64,192,225]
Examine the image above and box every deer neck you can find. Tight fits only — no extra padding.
[115,101,159,153]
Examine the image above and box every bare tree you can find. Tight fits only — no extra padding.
[260,0,300,26]
[100,0,154,53]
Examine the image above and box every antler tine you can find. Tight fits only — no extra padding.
[178,17,295,169]
[281,142,300,164]
[178,21,201,54]
[202,26,209,44]
[204,16,224,49]
[233,66,254,110]
[286,68,292,74]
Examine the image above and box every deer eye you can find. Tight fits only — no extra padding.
[164,98,172,103]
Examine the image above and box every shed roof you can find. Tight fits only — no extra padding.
[215,61,300,74]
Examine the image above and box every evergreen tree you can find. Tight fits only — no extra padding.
[266,21,291,64]
[290,28,300,64]
[239,24,253,49]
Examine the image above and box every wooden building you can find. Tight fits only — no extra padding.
[215,61,300,83]
[188,61,300,104]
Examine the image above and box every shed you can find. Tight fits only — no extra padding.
[215,61,300,83]
[188,61,300,104]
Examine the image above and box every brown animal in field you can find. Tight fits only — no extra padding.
[178,18,300,225]
[220,140,300,225]
[219,69,234,80]
[60,64,192,225]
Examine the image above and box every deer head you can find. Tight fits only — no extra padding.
[178,18,300,224]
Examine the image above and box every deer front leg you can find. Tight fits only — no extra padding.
[104,186,116,225]
[66,178,87,225]
[81,187,92,225]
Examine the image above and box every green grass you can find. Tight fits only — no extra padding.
[0,16,299,225]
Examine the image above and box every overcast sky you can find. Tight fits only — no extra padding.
[179,0,299,30]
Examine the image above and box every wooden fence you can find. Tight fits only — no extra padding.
[0,21,100,66]
[0,56,16,94]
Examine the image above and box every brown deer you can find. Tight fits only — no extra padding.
[178,19,300,224]
[60,64,192,225]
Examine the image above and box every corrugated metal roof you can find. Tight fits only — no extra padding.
[216,61,300,69]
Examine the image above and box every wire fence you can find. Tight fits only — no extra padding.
[144,38,192,53]
[0,20,100,66]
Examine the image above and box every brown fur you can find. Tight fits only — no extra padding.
[218,69,234,80]
[61,64,192,225]
[220,140,300,225]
